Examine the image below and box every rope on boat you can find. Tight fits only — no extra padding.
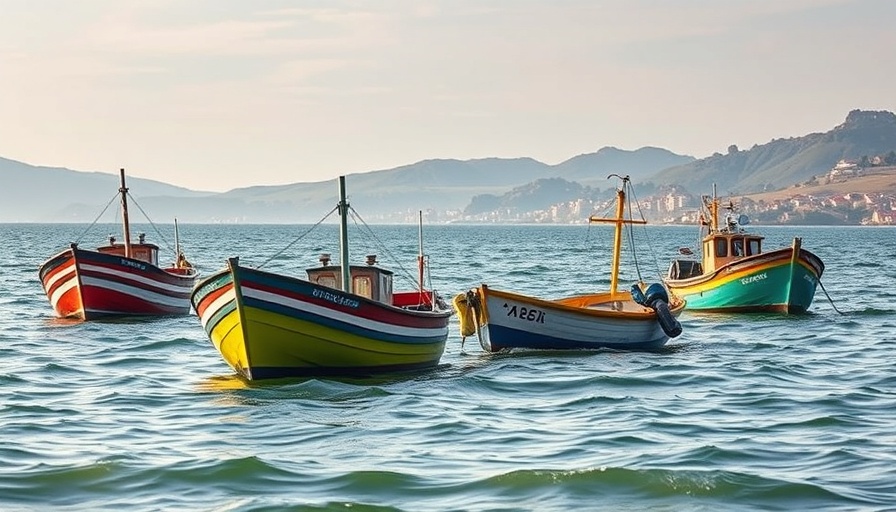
[348,206,419,287]
[129,193,177,254]
[817,278,845,315]
[73,191,120,245]
[629,183,668,278]
[347,208,448,310]
[624,183,643,283]
[256,205,338,269]
[598,175,669,291]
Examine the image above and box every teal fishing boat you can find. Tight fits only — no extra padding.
[664,187,825,313]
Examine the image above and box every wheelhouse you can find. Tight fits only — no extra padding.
[96,233,160,266]
[702,233,763,273]
[306,253,394,305]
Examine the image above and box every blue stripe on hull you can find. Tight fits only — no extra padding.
[249,360,442,380]
[487,324,669,351]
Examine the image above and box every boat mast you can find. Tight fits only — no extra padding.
[589,176,645,297]
[119,168,132,258]
[417,210,425,295]
[709,183,719,233]
[337,176,351,292]
[174,217,181,263]
[609,186,626,295]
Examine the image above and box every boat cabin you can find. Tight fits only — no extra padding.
[306,253,394,304]
[668,191,766,280]
[701,232,763,273]
[96,234,160,267]
[667,229,764,280]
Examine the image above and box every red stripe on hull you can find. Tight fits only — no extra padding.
[77,251,195,288]
[77,258,195,296]
[242,279,446,330]
[80,285,189,317]
[43,266,77,299]
[195,282,234,318]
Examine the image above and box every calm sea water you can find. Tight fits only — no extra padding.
[1,222,895,511]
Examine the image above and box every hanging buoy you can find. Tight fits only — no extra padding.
[452,292,477,338]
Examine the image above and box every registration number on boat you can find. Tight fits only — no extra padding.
[740,272,767,285]
[505,304,545,324]
[120,258,146,271]
[312,288,360,308]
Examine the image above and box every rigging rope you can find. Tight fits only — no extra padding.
[128,193,176,254]
[73,191,120,245]
[624,181,643,283]
[256,206,338,269]
[626,183,665,281]
[347,207,419,287]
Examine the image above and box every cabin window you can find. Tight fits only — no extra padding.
[732,238,744,257]
[748,239,761,256]
[714,238,728,257]
[316,274,337,289]
[353,276,372,299]
[132,247,159,266]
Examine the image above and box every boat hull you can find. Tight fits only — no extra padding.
[665,247,824,313]
[472,285,684,352]
[191,262,452,380]
[38,246,197,320]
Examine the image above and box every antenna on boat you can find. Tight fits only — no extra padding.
[417,210,425,296]
[337,176,351,292]
[119,168,132,259]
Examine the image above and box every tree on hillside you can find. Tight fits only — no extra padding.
[886,151,896,165]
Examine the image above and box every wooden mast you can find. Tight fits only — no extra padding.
[337,176,351,292]
[119,168,132,258]
[701,184,721,272]
[589,176,645,296]
[708,183,720,233]
[417,210,425,296]
[174,217,181,266]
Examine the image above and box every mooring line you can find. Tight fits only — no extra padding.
[818,278,845,315]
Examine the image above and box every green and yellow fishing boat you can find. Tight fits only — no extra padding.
[664,187,825,314]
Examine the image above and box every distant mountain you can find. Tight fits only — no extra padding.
[464,178,600,215]
[8,107,894,224]
[651,109,896,195]
[0,158,212,222]
[553,146,695,186]
[0,147,690,223]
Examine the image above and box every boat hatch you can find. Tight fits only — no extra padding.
[668,259,703,280]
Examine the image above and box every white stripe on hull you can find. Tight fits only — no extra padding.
[200,289,237,329]
[44,263,77,291]
[80,275,190,308]
[485,294,666,346]
[48,275,80,308]
[80,263,193,295]
[243,287,448,339]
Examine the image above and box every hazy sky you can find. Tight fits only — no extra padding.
[2,0,894,192]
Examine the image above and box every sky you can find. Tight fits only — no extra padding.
[2,0,895,193]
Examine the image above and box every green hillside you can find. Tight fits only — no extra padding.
[652,110,896,195]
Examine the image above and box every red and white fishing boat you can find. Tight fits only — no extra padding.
[38,169,199,320]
